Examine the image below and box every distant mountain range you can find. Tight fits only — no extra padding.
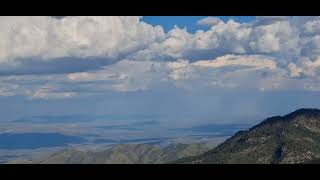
[7,143,211,164]
[174,109,320,164]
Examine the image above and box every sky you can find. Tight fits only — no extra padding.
[142,16,256,32]
[1,16,320,129]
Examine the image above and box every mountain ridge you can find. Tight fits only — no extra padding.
[174,108,320,164]
[7,143,211,164]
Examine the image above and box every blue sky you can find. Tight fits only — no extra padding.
[142,16,256,32]
[0,16,320,135]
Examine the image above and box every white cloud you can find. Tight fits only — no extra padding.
[0,87,16,96]
[131,17,320,65]
[164,55,285,91]
[2,54,320,99]
[32,90,76,100]
[197,17,222,26]
[2,16,320,99]
[65,60,170,93]
[131,26,194,60]
[193,54,277,69]
[301,35,320,60]
[288,63,303,78]
[168,59,195,81]
[255,16,290,25]
[0,16,165,68]
[132,20,252,61]
[250,20,300,56]
[304,19,320,34]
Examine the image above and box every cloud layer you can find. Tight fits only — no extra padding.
[0,16,165,75]
[1,16,320,99]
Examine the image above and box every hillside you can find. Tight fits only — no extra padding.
[8,143,211,164]
[175,109,320,164]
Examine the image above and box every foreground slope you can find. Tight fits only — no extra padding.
[175,109,320,164]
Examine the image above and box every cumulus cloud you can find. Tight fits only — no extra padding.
[132,20,253,61]
[168,59,196,81]
[304,19,320,34]
[140,17,320,65]
[0,16,165,75]
[1,16,320,73]
[131,17,301,62]
[2,16,320,99]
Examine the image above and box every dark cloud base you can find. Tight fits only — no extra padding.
[0,57,118,76]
